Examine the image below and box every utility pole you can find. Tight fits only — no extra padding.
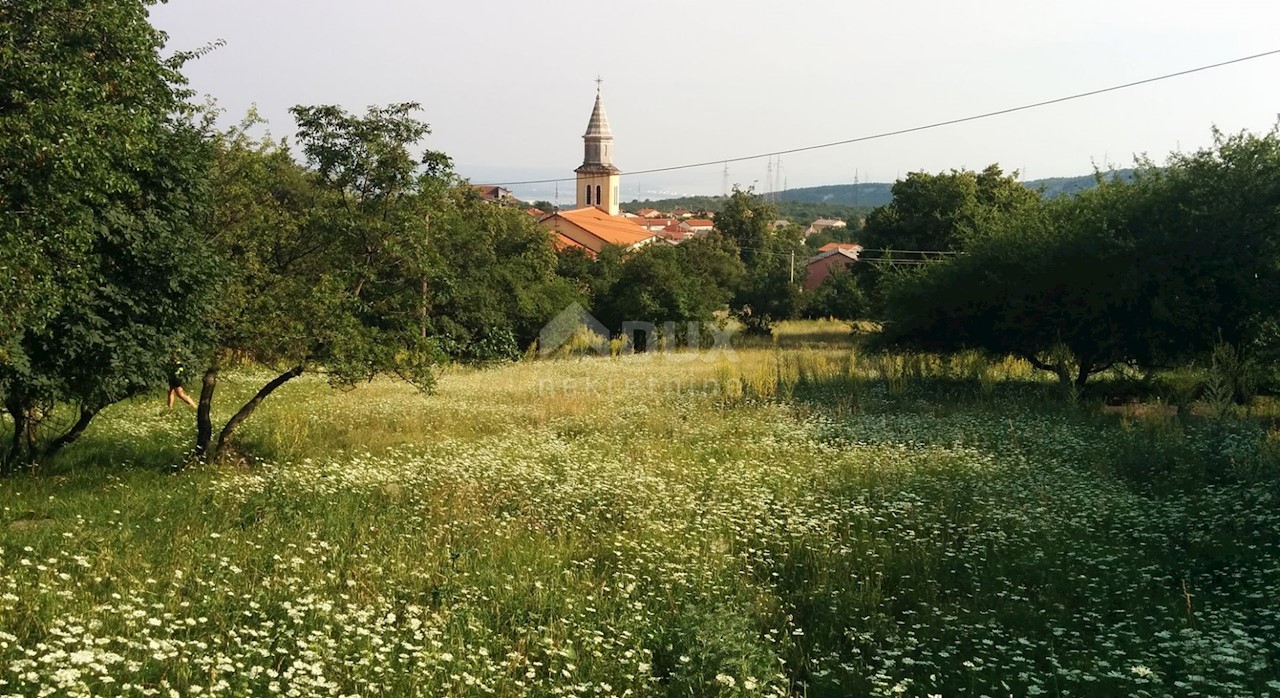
[777,156,784,203]
[722,162,729,197]
[766,157,774,202]
[790,249,795,284]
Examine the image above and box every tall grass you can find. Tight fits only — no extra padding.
[1,334,1278,696]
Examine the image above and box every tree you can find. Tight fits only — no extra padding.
[591,235,743,342]
[195,104,447,462]
[715,188,805,334]
[715,187,774,268]
[421,188,581,361]
[1,0,217,470]
[861,165,1041,252]
[879,128,1280,389]
[802,268,868,321]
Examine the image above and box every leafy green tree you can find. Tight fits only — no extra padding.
[1,0,217,469]
[802,268,868,321]
[422,188,581,361]
[804,224,862,251]
[715,188,805,334]
[880,183,1148,387]
[592,236,743,342]
[880,126,1280,389]
[861,165,1040,252]
[715,187,774,268]
[195,104,448,461]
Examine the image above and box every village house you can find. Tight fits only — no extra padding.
[804,244,862,290]
[472,184,516,203]
[804,217,847,237]
[656,223,688,244]
[679,218,715,236]
[634,208,661,218]
[639,218,678,232]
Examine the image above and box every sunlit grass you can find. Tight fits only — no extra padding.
[2,338,1278,696]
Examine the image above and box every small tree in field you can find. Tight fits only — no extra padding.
[715,188,804,335]
[196,104,447,462]
[199,106,579,461]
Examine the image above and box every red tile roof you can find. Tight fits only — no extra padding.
[541,207,657,256]
[818,242,863,253]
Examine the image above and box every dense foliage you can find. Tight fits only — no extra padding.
[860,164,1041,252]
[1,0,216,469]
[880,129,1280,387]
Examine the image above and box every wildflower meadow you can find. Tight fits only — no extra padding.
[1,326,1278,697]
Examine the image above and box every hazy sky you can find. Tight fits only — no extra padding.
[150,0,1280,200]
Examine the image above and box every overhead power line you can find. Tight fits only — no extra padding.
[490,48,1280,187]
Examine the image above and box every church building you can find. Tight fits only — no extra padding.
[540,86,656,256]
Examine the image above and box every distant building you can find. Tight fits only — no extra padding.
[804,218,847,237]
[541,206,657,257]
[639,218,678,232]
[538,84,658,256]
[817,242,862,254]
[634,208,661,218]
[679,219,715,235]
[657,223,688,244]
[472,185,516,203]
[670,207,694,219]
[524,207,546,217]
[804,246,860,290]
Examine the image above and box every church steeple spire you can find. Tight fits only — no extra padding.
[575,81,621,214]
[580,91,617,168]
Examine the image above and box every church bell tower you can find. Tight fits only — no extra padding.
[575,81,621,215]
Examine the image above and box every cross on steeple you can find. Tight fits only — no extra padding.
[595,75,603,93]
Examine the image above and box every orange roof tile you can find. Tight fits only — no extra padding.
[540,207,657,255]
[818,242,862,253]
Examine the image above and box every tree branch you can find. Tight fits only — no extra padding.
[212,364,304,462]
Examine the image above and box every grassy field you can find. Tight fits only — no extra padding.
[2,322,1279,696]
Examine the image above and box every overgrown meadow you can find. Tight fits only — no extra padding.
[2,323,1278,697]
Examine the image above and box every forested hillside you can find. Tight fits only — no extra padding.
[626,169,1137,216]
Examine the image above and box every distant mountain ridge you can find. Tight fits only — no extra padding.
[775,169,1137,208]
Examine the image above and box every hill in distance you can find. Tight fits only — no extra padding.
[626,169,1137,216]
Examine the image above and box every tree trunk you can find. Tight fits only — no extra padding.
[1075,363,1093,389]
[2,398,26,475]
[41,403,101,460]
[420,277,429,339]
[195,367,218,461]
[212,365,304,462]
